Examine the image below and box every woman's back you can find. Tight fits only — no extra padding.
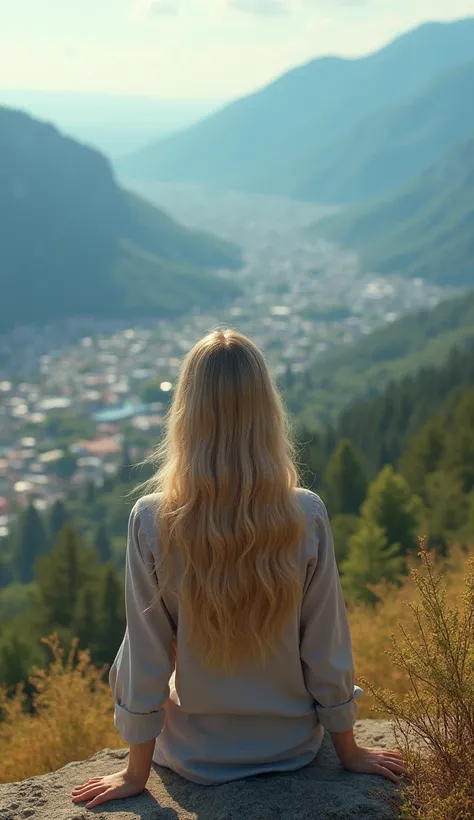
[73,331,404,809]
[109,486,361,785]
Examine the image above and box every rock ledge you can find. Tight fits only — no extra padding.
[0,720,400,819]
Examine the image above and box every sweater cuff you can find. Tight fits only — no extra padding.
[315,685,364,733]
[114,701,165,744]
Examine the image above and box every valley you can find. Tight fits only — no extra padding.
[0,182,451,507]
[1,182,448,385]
[2,11,474,811]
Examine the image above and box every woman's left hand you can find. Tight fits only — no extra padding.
[71,768,147,808]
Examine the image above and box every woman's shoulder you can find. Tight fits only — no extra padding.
[294,487,328,521]
[129,489,328,548]
[294,489,331,564]
[130,493,163,548]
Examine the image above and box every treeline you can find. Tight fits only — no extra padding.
[0,447,143,589]
[297,346,474,604]
[0,478,135,686]
[337,344,474,473]
[283,288,474,426]
[2,346,474,693]
[0,454,145,694]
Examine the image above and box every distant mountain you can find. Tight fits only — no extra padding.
[0,92,220,158]
[311,134,474,286]
[286,288,474,427]
[119,18,474,204]
[291,60,474,203]
[0,107,242,333]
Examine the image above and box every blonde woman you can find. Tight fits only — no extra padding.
[72,329,405,808]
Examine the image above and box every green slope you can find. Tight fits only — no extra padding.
[0,107,242,332]
[311,135,474,286]
[287,289,474,427]
[292,60,474,203]
[119,18,474,204]
[123,192,241,270]
[335,344,474,475]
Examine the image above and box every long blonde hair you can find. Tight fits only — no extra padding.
[147,328,304,671]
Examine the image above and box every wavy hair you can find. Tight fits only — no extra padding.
[145,328,305,671]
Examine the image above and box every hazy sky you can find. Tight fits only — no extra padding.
[1,0,473,99]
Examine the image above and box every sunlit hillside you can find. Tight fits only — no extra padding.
[2,545,473,817]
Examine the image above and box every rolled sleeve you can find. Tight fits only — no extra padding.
[113,701,165,744]
[300,495,363,733]
[314,686,364,733]
[109,499,174,745]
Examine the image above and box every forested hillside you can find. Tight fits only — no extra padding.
[3,332,474,692]
[293,59,474,203]
[0,107,242,332]
[295,351,474,568]
[312,134,474,285]
[120,18,474,204]
[286,287,474,425]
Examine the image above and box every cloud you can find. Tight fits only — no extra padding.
[228,0,289,14]
[227,0,369,13]
[130,0,178,18]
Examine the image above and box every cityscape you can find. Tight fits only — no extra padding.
[0,186,451,539]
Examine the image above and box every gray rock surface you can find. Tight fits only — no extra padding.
[0,720,401,819]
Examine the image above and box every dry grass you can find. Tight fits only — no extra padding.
[1,544,473,820]
[363,543,474,819]
[350,544,471,718]
[0,636,126,784]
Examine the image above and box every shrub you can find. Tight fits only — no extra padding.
[349,543,471,718]
[363,543,474,819]
[0,635,125,783]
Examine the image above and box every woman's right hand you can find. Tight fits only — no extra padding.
[340,745,408,783]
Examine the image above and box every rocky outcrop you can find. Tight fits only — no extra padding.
[0,720,401,819]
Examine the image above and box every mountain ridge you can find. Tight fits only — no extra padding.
[310,133,474,286]
[119,18,474,205]
[289,59,474,203]
[0,106,242,332]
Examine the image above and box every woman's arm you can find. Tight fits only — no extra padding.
[126,739,156,788]
[107,500,174,745]
[299,496,363,733]
[72,500,175,808]
[330,728,407,782]
[300,496,406,783]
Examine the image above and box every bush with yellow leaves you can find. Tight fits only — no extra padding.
[1,543,473,820]
[0,636,125,784]
[350,543,471,718]
[363,543,474,819]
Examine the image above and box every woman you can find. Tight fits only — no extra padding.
[72,329,405,809]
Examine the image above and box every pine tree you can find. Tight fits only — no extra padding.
[440,390,474,492]
[341,523,405,604]
[13,502,49,583]
[400,415,445,499]
[35,524,95,631]
[330,514,361,566]
[361,466,422,555]
[49,499,70,544]
[323,439,368,516]
[74,585,98,655]
[0,627,37,690]
[95,566,125,664]
[94,522,112,564]
[423,471,468,551]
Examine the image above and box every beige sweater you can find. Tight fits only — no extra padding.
[109,489,363,785]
